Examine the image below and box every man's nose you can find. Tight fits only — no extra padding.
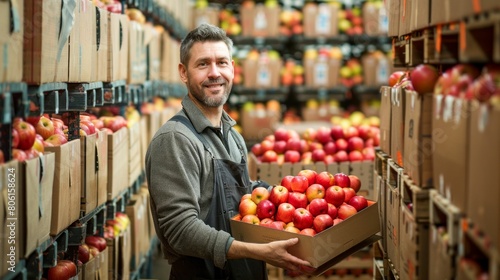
[208,63,221,77]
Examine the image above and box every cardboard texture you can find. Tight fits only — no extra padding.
[160,34,181,83]
[401,175,430,222]
[45,140,82,236]
[80,134,98,214]
[140,117,149,172]
[23,0,69,84]
[303,3,339,37]
[404,91,433,187]
[192,7,219,29]
[390,87,405,167]
[97,247,109,280]
[230,202,380,268]
[432,96,469,211]
[118,226,132,280]
[127,21,147,85]
[106,236,119,280]
[107,12,121,81]
[68,0,92,82]
[467,101,500,249]
[428,224,455,279]
[126,194,148,271]
[361,54,392,87]
[118,14,129,81]
[96,130,109,206]
[1,160,22,276]
[108,127,129,200]
[240,4,280,37]
[410,0,430,32]
[399,205,429,280]
[242,56,282,89]
[0,0,23,82]
[241,110,280,141]
[304,56,341,88]
[95,8,109,82]
[387,0,400,37]
[128,122,142,187]
[379,86,392,155]
[362,1,389,36]
[146,26,161,81]
[452,0,474,22]
[385,159,404,273]
[22,153,55,258]
[430,0,450,25]
[82,256,97,280]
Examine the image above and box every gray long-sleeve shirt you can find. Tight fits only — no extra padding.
[145,96,248,269]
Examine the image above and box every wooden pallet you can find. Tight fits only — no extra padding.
[430,190,463,247]
[460,11,500,63]
[430,22,460,64]
[409,28,435,66]
[401,175,430,222]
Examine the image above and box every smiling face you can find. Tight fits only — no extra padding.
[179,41,234,108]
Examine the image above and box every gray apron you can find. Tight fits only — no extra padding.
[169,115,267,280]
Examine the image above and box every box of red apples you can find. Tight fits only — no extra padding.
[230,171,381,274]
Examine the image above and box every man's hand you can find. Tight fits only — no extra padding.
[227,238,316,273]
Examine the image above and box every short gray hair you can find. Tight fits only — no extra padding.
[180,23,233,66]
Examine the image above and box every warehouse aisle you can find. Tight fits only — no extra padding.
[148,244,171,280]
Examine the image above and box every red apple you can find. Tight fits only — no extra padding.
[333,218,343,225]
[32,137,45,154]
[241,214,260,225]
[274,127,291,142]
[301,151,313,164]
[240,193,252,203]
[316,171,335,189]
[292,208,314,230]
[327,203,338,219]
[11,149,27,162]
[273,140,287,154]
[11,128,19,149]
[251,187,270,205]
[316,126,333,143]
[362,147,375,160]
[261,150,278,162]
[325,186,345,207]
[286,138,302,152]
[410,64,440,94]
[343,187,357,203]
[297,169,317,186]
[343,126,359,140]
[299,228,317,236]
[308,198,329,217]
[333,150,349,162]
[347,136,364,152]
[269,221,286,230]
[91,118,104,130]
[58,260,77,277]
[239,198,257,216]
[305,184,325,202]
[284,150,301,163]
[335,138,348,151]
[388,71,407,87]
[80,120,96,135]
[334,173,351,188]
[311,149,326,162]
[280,175,294,192]
[88,245,100,258]
[284,225,301,233]
[288,192,308,209]
[348,195,368,212]
[349,150,364,161]
[276,202,296,223]
[256,199,276,219]
[348,175,362,193]
[232,214,242,221]
[324,154,335,164]
[251,143,263,156]
[78,244,90,264]
[44,133,68,146]
[13,119,36,150]
[323,141,337,155]
[25,116,41,127]
[269,185,289,206]
[337,203,358,220]
[290,175,309,193]
[260,139,274,153]
[35,116,55,140]
[313,214,334,233]
[47,263,71,280]
[302,127,317,142]
[85,236,107,252]
[260,218,274,227]
[330,125,345,140]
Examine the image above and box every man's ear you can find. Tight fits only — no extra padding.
[179,63,188,83]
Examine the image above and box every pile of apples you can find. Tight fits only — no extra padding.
[281,58,304,86]
[339,58,363,88]
[234,170,374,235]
[46,259,78,280]
[103,212,130,238]
[251,112,380,164]
[338,6,364,35]
[279,8,303,36]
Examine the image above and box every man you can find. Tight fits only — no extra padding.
[145,23,313,279]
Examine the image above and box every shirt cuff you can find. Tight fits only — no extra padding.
[225,236,235,254]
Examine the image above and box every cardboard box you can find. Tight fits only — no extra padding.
[432,96,469,211]
[145,26,161,81]
[430,0,450,25]
[81,134,98,214]
[96,130,109,206]
[128,122,142,187]
[23,0,69,84]
[230,202,380,268]
[192,7,219,29]
[242,56,282,89]
[108,127,129,200]
[385,159,404,273]
[118,15,129,81]
[68,0,93,82]
[22,153,55,258]
[387,0,400,37]
[81,256,97,280]
[106,236,119,280]
[0,160,23,275]
[304,56,341,89]
[361,54,392,87]
[127,21,147,85]
[46,140,82,236]
[240,4,280,37]
[118,226,132,280]
[379,86,392,155]
[428,223,456,279]
[410,0,430,32]
[241,109,280,141]
[362,1,389,36]
[94,8,109,82]
[126,194,148,271]
[0,0,23,82]
[108,13,129,82]
[398,205,429,280]
[303,3,339,37]
[390,87,405,167]
[467,101,500,249]
[403,91,433,187]
[401,175,430,222]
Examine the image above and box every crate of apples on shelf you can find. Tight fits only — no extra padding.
[230,170,380,272]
